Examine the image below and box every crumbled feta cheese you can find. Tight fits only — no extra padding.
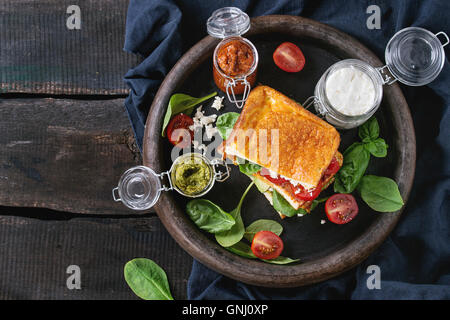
[200,114,217,126]
[205,124,218,139]
[192,140,207,154]
[211,96,224,111]
[321,219,326,224]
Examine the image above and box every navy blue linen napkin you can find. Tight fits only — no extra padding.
[123,0,450,299]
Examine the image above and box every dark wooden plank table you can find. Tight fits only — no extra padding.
[0,0,192,299]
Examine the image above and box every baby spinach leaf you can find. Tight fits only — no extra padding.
[263,256,300,265]
[186,199,235,233]
[334,142,371,194]
[226,241,257,259]
[243,219,283,242]
[357,175,404,212]
[363,137,388,158]
[226,241,298,264]
[161,92,217,137]
[124,258,174,300]
[272,189,307,217]
[215,182,254,247]
[216,112,240,140]
[310,196,330,212]
[239,162,261,176]
[358,116,379,142]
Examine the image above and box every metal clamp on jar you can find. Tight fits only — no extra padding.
[304,27,448,129]
[207,7,259,109]
[112,153,230,210]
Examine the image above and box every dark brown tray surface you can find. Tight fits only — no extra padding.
[143,15,416,287]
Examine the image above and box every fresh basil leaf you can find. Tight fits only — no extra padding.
[161,92,217,137]
[186,199,235,233]
[272,189,306,217]
[239,162,261,175]
[124,258,174,300]
[262,256,300,265]
[363,138,388,158]
[334,142,371,194]
[243,219,283,242]
[215,182,254,247]
[357,175,404,212]
[358,117,379,141]
[225,241,257,259]
[216,112,240,140]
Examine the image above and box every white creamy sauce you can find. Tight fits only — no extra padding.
[325,67,375,116]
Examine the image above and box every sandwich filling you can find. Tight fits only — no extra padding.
[219,85,342,216]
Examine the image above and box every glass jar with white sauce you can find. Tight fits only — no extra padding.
[112,153,230,210]
[305,27,449,129]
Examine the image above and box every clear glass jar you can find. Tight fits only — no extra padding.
[113,152,230,210]
[212,36,258,108]
[305,27,448,129]
[207,7,258,108]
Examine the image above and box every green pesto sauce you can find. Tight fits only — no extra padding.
[172,157,211,195]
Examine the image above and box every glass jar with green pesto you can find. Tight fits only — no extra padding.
[113,152,230,210]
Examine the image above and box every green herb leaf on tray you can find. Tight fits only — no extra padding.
[225,241,298,264]
[263,256,300,265]
[215,182,254,247]
[161,92,217,137]
[310,196,330,212]
[357,175,404,212]
[225,241,257,259]
[334,142,371,194]
[186,199,235,233]
[363,137,388,158]
[243,219,283,242]
[358,116,379,141]
[124,258,174,300]
[216,112,240,140]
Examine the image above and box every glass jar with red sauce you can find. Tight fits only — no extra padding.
[207,7,259,108]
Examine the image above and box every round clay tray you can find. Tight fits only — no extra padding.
[143,15,416,287]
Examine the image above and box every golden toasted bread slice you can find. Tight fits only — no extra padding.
[222,85,340,189]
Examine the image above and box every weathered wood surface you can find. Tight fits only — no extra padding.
[0,98,145,214]
[0,0,141,95]
[0,214,192,299]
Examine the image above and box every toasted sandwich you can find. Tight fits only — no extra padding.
[218,85,342,218]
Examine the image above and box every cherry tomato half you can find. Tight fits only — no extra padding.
[166,113,194,148]
[325,194,359,224]
[251,230,284,260]
[273,42,306,73]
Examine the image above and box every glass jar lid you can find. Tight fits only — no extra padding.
[206,7,250,38]
[385,27,448,86]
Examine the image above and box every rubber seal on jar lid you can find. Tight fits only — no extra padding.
[206,7,250,38]
[385,27,447,86]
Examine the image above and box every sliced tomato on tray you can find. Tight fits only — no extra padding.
[325,194,359,224]
[251,230,284,260]
[273,42,306,72]
[166,113,194,148]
